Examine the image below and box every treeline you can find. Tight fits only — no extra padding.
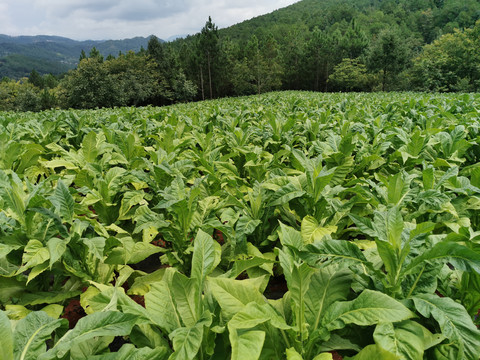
[1,4,480,111]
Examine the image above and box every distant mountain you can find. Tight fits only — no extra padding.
[0,35,160,79]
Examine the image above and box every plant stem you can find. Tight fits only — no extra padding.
[406,265,425,298]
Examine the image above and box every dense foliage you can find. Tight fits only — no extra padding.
[2,0,480,111]
[1,91,480,359]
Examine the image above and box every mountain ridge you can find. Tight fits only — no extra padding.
[0,34,160,78]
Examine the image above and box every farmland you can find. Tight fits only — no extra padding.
[1,91,480,359]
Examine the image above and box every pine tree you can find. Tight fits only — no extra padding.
[199,16,219,99]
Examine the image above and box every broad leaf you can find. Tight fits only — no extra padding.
[230,329,265,360]
[191,229,216,283]
[208,277,265,319]
[41,312,138,359]
[145,276,182,333]
[0,311,13,360]
[171,272,198,327]
[323,290,415,331]
[404,241,480,275]
[169,311,211,360]
[49,180,75,223]
[346,344,400,360]
[304,267,352,335]
[288,262,314,340]
[46,237,67,268]
[413,294,480,360]
[302,240,369,268]
[373,321,427,360]
[301,216,337,244]
[89,344,169,360]
[13,311,65,360]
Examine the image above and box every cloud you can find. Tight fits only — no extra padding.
[0,0,299,40]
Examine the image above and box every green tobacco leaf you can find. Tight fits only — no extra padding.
[81,131,98,163]
[289,262,315,340]
[312,354,333,360]
[346,344,400,360]
[373,321,426,360]
[19,291,82,306]
[227,302,291,331]
[208,277,265,319]
[413,294,480,360]
[228,256,275,279]
[0,171,26,225]
[106,240,162,265]
[171,272,198,328]
[387,173,411,206]
[230,329,265,360]
[0,311,13,360]
[301,216,337,244]
[41,312,138,359]
[286,347,303,360]
[28,208,69,238]
[145,276,182,333]
[349,214,377,238]
[304,267,352,335]
[117,191,146,221]
[46,237,67,269]
[302,240,369,268]
[89,344,169,360]
[422,167,434,190]
[268,182,305,207]
[169,312,211,360]
[191,229,216,283]
[278,222,304,250]
[17,240,49,277]
[13,311,65,360]
[404,241,480,275]
[82,237,106,260]
[323,290,415,332]
[69,337,112,360]
[49,180,74,223]
[0,276,26,304]
[235,215,261,253]
[81,286,150,323]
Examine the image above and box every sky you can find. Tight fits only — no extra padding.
[0,0,299,41]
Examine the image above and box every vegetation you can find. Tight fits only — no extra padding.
[2,0,480,111]
[1,91,480,359]
[0,35,153,79]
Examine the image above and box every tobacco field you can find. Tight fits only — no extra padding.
[1,91,480,359]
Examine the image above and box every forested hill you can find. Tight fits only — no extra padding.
[1,0,480,111]
[220,0,480,44]
[0,35,157,78]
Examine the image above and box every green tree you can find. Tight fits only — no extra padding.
[367,28,410,91]
[339,20,369,59]
[411,21,480,91]
[328,58,372,91]
[28,70,44,88]
[281,24,309,90]
[59,57,113,109]
[147,36,195,104]
[88,47,104,62]
[232,34,283,95]
[79,50,87,61]
[303,27,338,91]
[198,16,219,99]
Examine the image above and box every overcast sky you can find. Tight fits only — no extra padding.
[0,0,299,41]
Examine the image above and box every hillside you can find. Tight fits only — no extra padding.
[0,35,158,78]
[220,0,480,43]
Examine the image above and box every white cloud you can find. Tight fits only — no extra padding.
[0,0,299,40]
